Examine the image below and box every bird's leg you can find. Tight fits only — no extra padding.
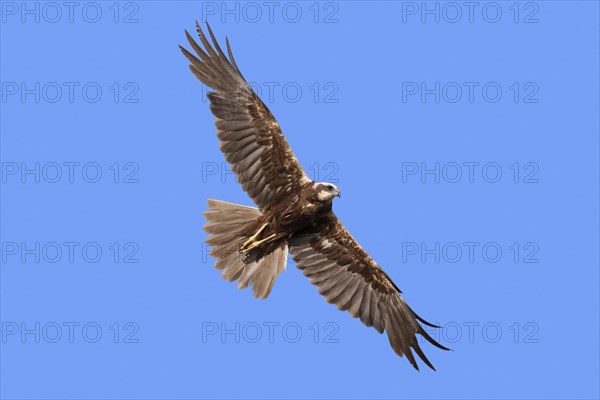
[241,234,276,252]
[240,223,268,252]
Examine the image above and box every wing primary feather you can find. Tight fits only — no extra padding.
[202,22,238,84]
[411,339,436,371]
[406,303,442,328]
[194,21,230,86]
[382,301,417,370]
[180,45,201,64]
[205,22,230,62]
[419,328,451,351]
[225,36,244,77]
[189,66,212,86]
[184,30,209,61]
[195,20,218,58]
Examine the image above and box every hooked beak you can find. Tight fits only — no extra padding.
[335,189,342,198]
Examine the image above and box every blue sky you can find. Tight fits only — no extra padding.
[1,1,599,399]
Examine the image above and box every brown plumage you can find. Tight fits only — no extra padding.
[181,22,449,370]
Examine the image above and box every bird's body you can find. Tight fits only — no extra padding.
[239,180,338,263]
[181,22,449,370]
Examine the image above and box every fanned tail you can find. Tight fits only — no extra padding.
[203,199,288,299]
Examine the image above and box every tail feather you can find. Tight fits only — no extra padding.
[203,199,288,299]
[246,247,288,298]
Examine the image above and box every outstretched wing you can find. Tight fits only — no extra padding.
[289,218,449,371]
[180,22,309,211]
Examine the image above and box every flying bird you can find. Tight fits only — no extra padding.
[180,22,449,370]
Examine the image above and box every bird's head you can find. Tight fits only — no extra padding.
[314,182,341,202]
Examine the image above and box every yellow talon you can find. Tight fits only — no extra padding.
[250,234,276,249]
[241,223,268,252]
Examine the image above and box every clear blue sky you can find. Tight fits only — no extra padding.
[1,1,599,399]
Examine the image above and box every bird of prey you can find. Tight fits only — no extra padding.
[180,22,449,371]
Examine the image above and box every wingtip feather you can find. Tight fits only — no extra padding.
[411,339,437,371]
[420,328,451,351]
